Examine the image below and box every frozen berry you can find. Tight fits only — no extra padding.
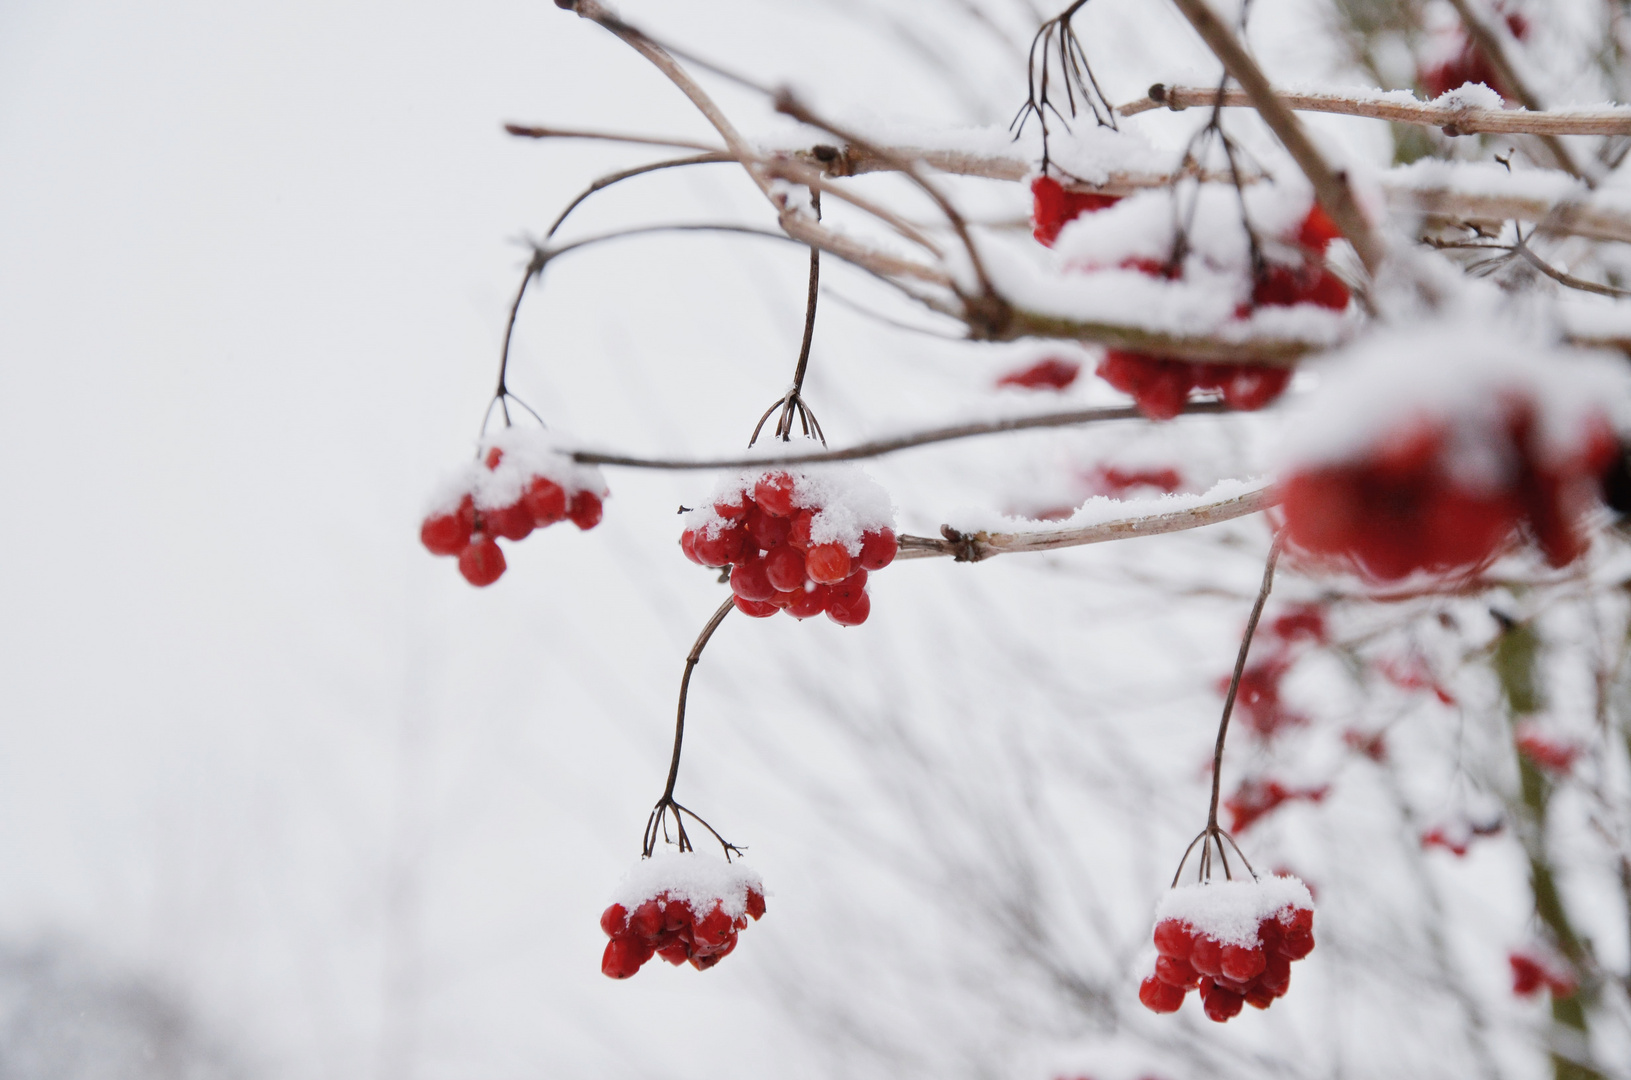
[421,500,474,556]
[602,935,654,979]
[568,490,604,530]
[1199,979,1244,1022]
[1138,974,1185,1014]
[827,590,871,626]
[714,491,749,520]
[858,528,898,571]
[733,596,778,618]
[746,505,791,550]
[787,509,815,551]
[806,543,852,585]
[487,501,535,542]
[458,535,506,586]
[731,558,777,602]
[523,477,568,525]
[1154,954,1198,989]
[764,545,807,592]
[695,524,749,567]
[997,357,1081,391]
[1153,918,1193,959]
[600,903,629,938]
[786,583,829,620]
[754,472,796,517]
[1220,943,1266,982]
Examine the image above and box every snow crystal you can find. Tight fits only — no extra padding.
[423,426,608,515]
[944,477,1267,536]
[1280,318,1631,478]
[1155,874,1314,947]
[609,852,765,920]
[681,438,896,555]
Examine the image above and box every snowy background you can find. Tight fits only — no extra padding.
[3,1,1625,1078]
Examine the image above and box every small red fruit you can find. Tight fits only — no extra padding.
[827,590,871,626]
[786,583,829,620]
[695,524,749,567]
[1154,954,1198,989]
[601,935,654,979]
[731,558,777,602]
[997,357,1081,391]
[1220,943,1266,982]
[600,904,628,937]
[1199,979,1245,1022]
[1138,975,1185,1014]
[458,535,506,586]
[487,501,535,542]
[745,505,791,550]
[523,477,568,525]
[733,596,778,618]
[764,545,808,592]
[806,543,853,585]
[421,502,473,556]
[787,509,814,551]
[754,472,797,517]
[568,490,604,530]
[858,528,898,571]
[1153,919,1193,959]
[745,888,766,920]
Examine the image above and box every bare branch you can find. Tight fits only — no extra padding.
[1512,230,1631,298]
[895,484,1276,561]
[1120,84,1631,138]
[502,123,721,152]
[572,401,1232,471]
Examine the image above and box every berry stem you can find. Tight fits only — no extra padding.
[662,596,736,805]
[1208,533,1284,834]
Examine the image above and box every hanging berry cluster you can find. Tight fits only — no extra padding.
[599,854,766,978]
[1032,176,1351,420]
[1278,331,1623,580]
[1139,876,1316,1021]
[420,428,609,586]
[681,456,897,625]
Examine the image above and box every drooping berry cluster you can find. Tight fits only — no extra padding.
[1030,175,1120,247]
[1139,876,1315,1021]
[598,854,765,978]
[1281,397,1617,581]
[420,428,608,587]
[681,456,897,625]
[1096,206,1348,420]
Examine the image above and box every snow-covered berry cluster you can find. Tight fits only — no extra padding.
[1030,175,1120,247]
[1420,8,1528,100]
[1139,876,1315,1022]
[1279,327,1624,581]
[1095,207,1347,420]
[681,457,897,625]
[598,854,766,978]
[420,428,608,586]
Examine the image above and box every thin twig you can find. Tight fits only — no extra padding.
[1120,84,1631,138]
[1512,228,1631,298]
[572,401,1233,471]
[1207,534,1284,831]
[502,123,719,152]
[545,153,733,240]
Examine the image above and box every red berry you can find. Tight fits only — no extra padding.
[680,529,703,565]
[600,903,629,938]
[458,535,506,586]
[806,543,852,585]
[827,590,871,626]
[764,545,808,592]
[746,888,766,920]
[754,473,797,517]
[1153,919,1193,959]
[1098,351,1192,421]
[787,509,815,551]
[1297,205,1343,253]
[731,557,777,602]
[694,524,749,567]
[1138,974,1186,1014]
[1260,949,1291,992]
[487,501,535,542]
[714,491,750,520]
[1154,954,1198,989]
[733,596,778,618]
[692,905,734,948]
[1198,978,1245,1022]
[656,941,690,966]
[786,582,829,620]
[1031,176,1120,247]
[1189,936,1223,978]
[601,934,654,979]
[1220,366,1292,412]
[858,528,898,571]
[568,490,603,530]
[1220,943,1266,982]
[629,900,664,940]
[1244,983,1276,1010]
[524,477,568,525]
[421,502,473,556]
[484,447,504,469]
[745,505,792,551]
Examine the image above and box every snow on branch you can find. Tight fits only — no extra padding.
[1119,84,1631,138]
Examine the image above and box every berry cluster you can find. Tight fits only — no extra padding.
[1509,949,1577,1000]
[1420,10,1529,100]
[1139,877,1315,1021]
[1096,206,1348,420]
[1030,175,1120,247]
[681,458,897,626]
[1224,779,1329,833]
[996,356,1082,391]
[420,429,608,587]
[598,855,766,978]
[1281,398,1617,580]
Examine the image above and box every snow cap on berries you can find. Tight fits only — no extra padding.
[1155,874,1314,947]
[683,440,895,555]
[609,852,766,921]
[423,427,609,516]
[1281,321,1630,477]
